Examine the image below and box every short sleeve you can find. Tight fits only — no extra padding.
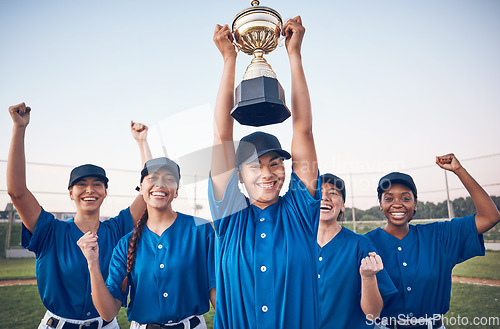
[100,207,135,239]
[208,170,248,236]
[21,208,55,255]
[106,236,130,307]
[282,170,322,235]
[436,215,485,265]
[358,237,398,302]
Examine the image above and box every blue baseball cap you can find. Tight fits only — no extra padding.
[321,173,346,202]
[377,172,417,199]
[68,164,109,189]
[235,131,291,167]
[140,157,181,186]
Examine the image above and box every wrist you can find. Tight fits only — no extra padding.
[87,260,100,272]
[288,51,302,61]
[12,125,27,132]
[224,54,237,64]
[361,273,377,281]
[453,166,467,176]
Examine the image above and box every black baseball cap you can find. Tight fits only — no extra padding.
[235,131,291,167]
[377,172,417,199]
[68,164,109,189]
[140,157,181,186]
[321,173,346,202]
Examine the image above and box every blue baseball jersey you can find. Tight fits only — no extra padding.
[208,169,322,329]
[317,227,397,329]
[21,207,134,320]
[365,215,485,319]
[106,212,215,325]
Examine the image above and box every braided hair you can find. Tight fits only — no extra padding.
[120,209,149,294]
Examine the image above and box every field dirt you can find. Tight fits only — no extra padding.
[452,276,500,287]
[0,278,36,286]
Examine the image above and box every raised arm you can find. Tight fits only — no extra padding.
[210,24,238,200]
[129,122,151,224]
[77,232,122,322]
[436,153,500,234]
[283,17,318,196]
[359,252,384,319]
[131,121,152,166]
[6,103,41,233]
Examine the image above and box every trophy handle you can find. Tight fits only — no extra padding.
[278,34,284,47]
[233,41,242,52]
[233,29,242,52]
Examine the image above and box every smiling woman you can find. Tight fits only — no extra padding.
[366,154,500,329]
[316,173,397,329]
[6,102,151,329]
[78,157,216,329]
[69,167,109,220]
[140,159,180,213]
[237,140,288,209]
[209,17,322,329]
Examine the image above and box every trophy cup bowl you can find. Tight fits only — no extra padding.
[231,1,290,127]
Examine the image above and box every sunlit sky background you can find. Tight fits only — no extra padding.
[1,0,499,218]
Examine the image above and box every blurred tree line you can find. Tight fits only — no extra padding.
[344,196,500,221]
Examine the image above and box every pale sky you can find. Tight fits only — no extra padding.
[1,0,499,218]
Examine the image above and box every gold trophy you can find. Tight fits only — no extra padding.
[231,0,290,126]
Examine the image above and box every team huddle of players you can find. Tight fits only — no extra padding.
[7,16,499,329]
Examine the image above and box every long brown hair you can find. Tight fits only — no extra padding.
[120,209,149,294]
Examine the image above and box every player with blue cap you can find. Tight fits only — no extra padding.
[366,154,500,329]
[317,173,397,329]
[7,102,151,329]
[210,16,321,329]
[78,157,215,329]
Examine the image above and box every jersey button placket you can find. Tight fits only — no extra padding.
[255,215,274,329]
[317,252,325,287]
[157,241,169,304]
[397,244,412,300]
[398,247,408,267]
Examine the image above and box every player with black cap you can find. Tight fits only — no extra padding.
[7,102,151,329]
[365,154,500,329]
[210,16,321,329]
[317,173,396,329]
[78,157,215,329]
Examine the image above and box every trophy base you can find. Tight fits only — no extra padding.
[231,76,290,127]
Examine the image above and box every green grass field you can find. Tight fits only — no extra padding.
[1,252,499,329]
[453,250,500,280]
[0,284,214,329]
[1,282,498,329]
[0,258,36,280]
